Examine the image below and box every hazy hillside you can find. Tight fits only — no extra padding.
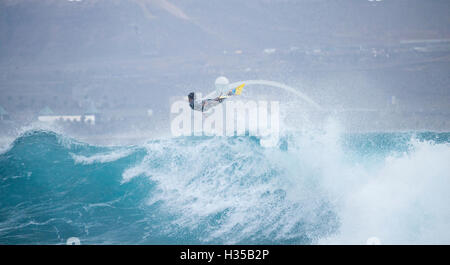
[0,0,222,62]
[0,0,449,137]
[1,0,449,63]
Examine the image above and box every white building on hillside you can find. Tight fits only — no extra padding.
[37,106,95,124]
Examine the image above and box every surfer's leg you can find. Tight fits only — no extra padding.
[202,99,221,112]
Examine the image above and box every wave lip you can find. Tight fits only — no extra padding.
[70,149,136,165]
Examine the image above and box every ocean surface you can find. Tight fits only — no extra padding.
[0,129,449,244]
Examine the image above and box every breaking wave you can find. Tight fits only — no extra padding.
[0,129,449,244]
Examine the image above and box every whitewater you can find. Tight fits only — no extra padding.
[1,124,449,245]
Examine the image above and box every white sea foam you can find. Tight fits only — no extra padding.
[320,139,450,244]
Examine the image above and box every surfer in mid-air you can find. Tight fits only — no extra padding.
[188,77,245,112]
[188,92,226,112]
